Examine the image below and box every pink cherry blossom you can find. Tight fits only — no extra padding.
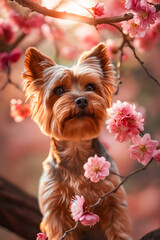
[10,11,24,29]
[36,233,48,240]
[79,213,99,226]
[106,101,144,142]
[92,3,105,16]
[134,0,157,29]
[10,99,31,122]
[125,0,138,10]
[153,149,160,163]
[83,155,111,183]
[23,14,44,33]
[129,133,158,165]
[9,48,22,63]
[0,22,14,43]
[0,48,22,70]
[122,20,145,38]
[10,10,44,34]
[70,195,85,222]
[70,195,99,226]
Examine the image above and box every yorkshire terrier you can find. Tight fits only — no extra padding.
[23,43,132,240]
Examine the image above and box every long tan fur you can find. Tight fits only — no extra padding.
[23,43,132,240]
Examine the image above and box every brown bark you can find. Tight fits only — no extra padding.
[10,0,134,25]
[0,176,42,240]
[139,228,160,240]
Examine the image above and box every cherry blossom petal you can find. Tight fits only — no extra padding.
[129,133,158,165]
[36,233,48,240]
[79,213,99,226]
[84,155,111,183]
[70,195,85,222]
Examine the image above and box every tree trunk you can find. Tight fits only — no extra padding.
[0,176,42,240]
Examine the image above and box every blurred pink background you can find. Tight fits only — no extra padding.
[0,0,160,239]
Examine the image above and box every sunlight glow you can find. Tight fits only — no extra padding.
[42,0,96,16]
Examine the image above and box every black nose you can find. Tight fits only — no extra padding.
[74,97,88,109]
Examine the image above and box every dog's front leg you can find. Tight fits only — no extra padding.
[38,170,77,240]
[100,177,132,240]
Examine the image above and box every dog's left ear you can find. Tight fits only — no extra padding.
[78,43,116,106]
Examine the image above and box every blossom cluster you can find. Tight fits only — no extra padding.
[10,10,44,34]
[106,101,144,142]
[0,21,22,70]
[0,9,44,72]
[122,0,159,47]
[106,101,160,165]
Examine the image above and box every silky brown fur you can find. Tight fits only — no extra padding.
[23,43,132,240]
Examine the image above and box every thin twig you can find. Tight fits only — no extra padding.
[0,63,22,92]
[110,170,125,179]
[59,222,79,240]
[108,23,160,87]
[58,159,153,240]
[0,32,26,52]
[90,159,153,209]
[0,80,8,91]
[9,79,22,91]
[72,0,101,40]
[115,39,126,94]
[126,40,160,87]
[73,0,95,17]
[53,0,66,10]
[155,4,160,12]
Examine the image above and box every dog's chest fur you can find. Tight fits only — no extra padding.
[39,138,117,215]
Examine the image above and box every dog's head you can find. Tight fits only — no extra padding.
[23,43,116,140]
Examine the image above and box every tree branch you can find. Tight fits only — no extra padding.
[126,40,160,87]
[0,176,42,240]
[90,159,153,209]
[139,228,160,240]
[0,32,26,52]
[108,23,160,87]
[0,63,22,92]
[58,159,153,240]
[9,0,160,88]
[10,0,134,25]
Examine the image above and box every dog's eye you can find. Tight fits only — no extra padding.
[53,86,64,96]
[86,84,95,92]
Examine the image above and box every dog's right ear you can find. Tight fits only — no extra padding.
[23,47,55,80]
[23,48,55,97]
